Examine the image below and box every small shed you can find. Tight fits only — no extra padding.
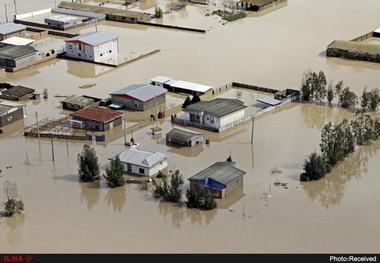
[0,37,35,46]
[188,160,246,199]
[0,84,35,101]
[0,103,24,127]
[166,128,203,147]
[70,107,123,131]
[257,96,282,106]
[0,23,27,40]
[61,95,101,111]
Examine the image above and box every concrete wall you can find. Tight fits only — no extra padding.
[225,178,243,197]
[0,53,38,68]
[220,109,245,127]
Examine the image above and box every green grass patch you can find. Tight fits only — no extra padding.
[212,10,247,22]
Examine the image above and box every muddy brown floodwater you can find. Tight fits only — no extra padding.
[1,0,380,253]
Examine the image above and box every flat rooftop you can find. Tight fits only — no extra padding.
[169,80,213,93]
[0,36,35,46]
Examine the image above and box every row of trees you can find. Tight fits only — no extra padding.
[303,114,380,181]
[152,170,217,210]
[182,94,201,108]
[300,70,380,111]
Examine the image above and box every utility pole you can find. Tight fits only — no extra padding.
[66,137,69,156]
[94,17,98,32]
[250,118,255,144]
[5,4,9,23]
[13,0,17,15]
[51,133,55,161]
[35,111,40,138]
[123,120,127,145]
[155,95,158,120]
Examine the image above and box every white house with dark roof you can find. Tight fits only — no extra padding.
[109,84,167,111]
[64,31,118,63]
[182,98,247,130]
[111,147,169,176]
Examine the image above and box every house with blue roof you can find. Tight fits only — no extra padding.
[188,158,246,199]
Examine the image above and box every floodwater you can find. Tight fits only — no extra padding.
[1,0,380,253]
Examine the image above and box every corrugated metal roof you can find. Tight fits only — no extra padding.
[0,85,35,97]
[188,161,246,186]
[0,23,27,35]
[116,147,169,168]
[184,98,246,118]
[0,45,37,59]
[169,80,213,93]
[61,95,96,107]
[166,128,203,141]
[110,84,167,102]
[65,31,118,46]
[0,36,35,46]
[70,107,123,123]
[51,8,106,19]
[257,96,282,106]
[150,76,172,84]
[0,105,18,116]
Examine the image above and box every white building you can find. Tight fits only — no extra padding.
[112,147,169,176]
[182,98,247,129]
[64,31,118,63]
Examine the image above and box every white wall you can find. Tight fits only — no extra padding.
[122,160,168,176]
[220,109,245,127]
[93,39,118,63]
[65,39,118,62]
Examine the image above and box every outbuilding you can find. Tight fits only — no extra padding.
[0,45,38,68]
[0,23,27,41]
[0,84,35,101]
[61,95,101,111]
[69,106,123,131]
[188,160,246,199]
[0,103,24,127]
[166,127,203,147]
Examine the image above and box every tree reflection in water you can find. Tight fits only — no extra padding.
[80,181,100,211]
[157,201,217,228]
[104,185,127,213]
[302,141,380,209]
[4,213,25,247]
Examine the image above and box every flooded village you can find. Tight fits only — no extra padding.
[1,0,380,254]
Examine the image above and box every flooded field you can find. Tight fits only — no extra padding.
[1,0,380,254]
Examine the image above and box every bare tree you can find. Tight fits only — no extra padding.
[4,181,18,201]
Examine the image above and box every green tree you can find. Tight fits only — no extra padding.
[104,155,125,188]
[300,70,313,101]
[186,183,218,210]
[3,181,24,217]
[191,94,201,104]
[341,119,355,156]
[77,144,100,182]
[313,71,327,104]
[339,87,358,109]
[335,80,344,107]
[152,170,184,202]
[327,81,334,106]
[303,152,330,181]
[360,87,370,111]
[182,96,192,108]
[320,122,345,166]
[155,6,163,18]
[368,88,380,112]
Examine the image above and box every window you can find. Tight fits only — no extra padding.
[79,45,82,51]
[139,168,145,175]
[210,117,214,124]
[109,50,112,53]
[78,53,81,56]
[127,164,132,172]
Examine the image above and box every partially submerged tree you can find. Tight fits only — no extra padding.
[191,94,201,104]
[186,183,217,210]
[77,144,100,182]
[182,96,192,108]
[152,170,184,202]
[327,81,335,106]
[339,87,358,109]
[303,152,330,181]
[104,155,125,188]
[3,181,24,216]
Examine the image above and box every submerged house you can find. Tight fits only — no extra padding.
[64,31,118,63]
[61,95,101,111]
[0,103,24,127]
[0,23,27,40]
[69,106,123,131]
[0,45,38,69]
[179,98,247,132]
[0,84,35,101]
[113,147,169,176]
[166,127,203,147]
[188,159,246,199]
[109,84,166,111]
